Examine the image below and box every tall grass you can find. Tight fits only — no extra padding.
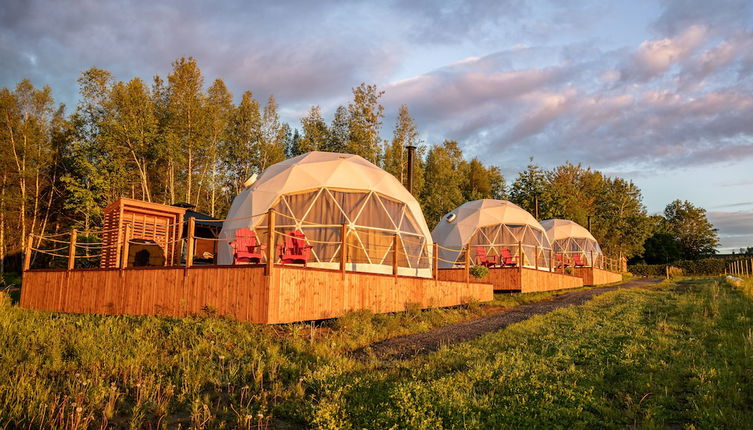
[305,279,753,428]
[3,278,750,428]
[0,293,486,429]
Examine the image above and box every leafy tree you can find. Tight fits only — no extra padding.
[324,105,349,153]
[420,140,465,228]
[641,232,683,264]
[1,79,64,258]
[224,91,261,195]
[487,166,507,200]
[166,57,206,204]
[509,159,548,218]
[347,83,383,163]
[296,105,328,156]
[202,79,233,216]
[591,177,652,258]
[544,163,604,225]
[383,105,425,195]
[258,95,287,171]
[105,78,158,202]
[463,158,492,201]
[662,200,719,259]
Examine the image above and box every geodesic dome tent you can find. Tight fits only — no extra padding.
[431,199,552,270]
[218,152,432,277]
[540,219,602,266]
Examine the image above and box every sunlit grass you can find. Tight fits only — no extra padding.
[2,277,751,428]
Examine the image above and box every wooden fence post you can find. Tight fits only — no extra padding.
[186,218,195,269]
[266,209,276,276]
[549,249,553,272]
[518,241,523,268]
[433,243,439,279]
[120,225,131,270]
[393,234,400,277]
[23,234,33,272]
[464,244,470,283]
[68,229,77,271]
[340,224,347,278]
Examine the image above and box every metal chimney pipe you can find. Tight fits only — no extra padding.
[533,194,539,220]
[587,215,592,231]
[406,145,416,194]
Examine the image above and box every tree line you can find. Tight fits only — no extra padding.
[0,57,719,274]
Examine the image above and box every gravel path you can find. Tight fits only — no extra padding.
[353,278,663,361]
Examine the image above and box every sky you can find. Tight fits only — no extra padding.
[1,0,752,252]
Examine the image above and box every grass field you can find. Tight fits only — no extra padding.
[1,277,751,428]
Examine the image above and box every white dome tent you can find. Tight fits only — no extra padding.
[540,219,602,266]
[431,199,552,270]
[218,152,433,277]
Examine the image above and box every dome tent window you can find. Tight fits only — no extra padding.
[218,152,434,277]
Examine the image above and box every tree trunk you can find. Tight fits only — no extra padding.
[0,172,5,277]
[186,147,192,204]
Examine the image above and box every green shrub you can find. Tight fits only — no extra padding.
[629,258,727,277]
[469,265,489,279]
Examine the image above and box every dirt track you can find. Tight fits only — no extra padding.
[353,278,663,361]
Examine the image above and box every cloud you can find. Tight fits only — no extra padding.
[621,24,708,82]
[0,0,406,108]
[2,0,752,178]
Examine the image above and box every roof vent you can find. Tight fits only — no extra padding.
[446,213,457,223]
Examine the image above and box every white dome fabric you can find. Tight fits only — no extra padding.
[540,219,602,263]
[218,152,432,277]
[431,199,552,270]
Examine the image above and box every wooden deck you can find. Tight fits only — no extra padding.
[20,265,493,324]
[437,267,583,293]
[571,267,623,286]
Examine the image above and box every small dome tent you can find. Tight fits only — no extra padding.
[218,152,432,277]
[540,219,602,265]
[431,199,552,270]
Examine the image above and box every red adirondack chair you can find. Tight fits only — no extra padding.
[277,230,312,266]
[230,228,265,264]
[556,253,569,268]
[499,247,518,267]
[475,246,497,268]
[573,253,587,267]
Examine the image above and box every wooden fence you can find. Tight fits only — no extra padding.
[437,267,583,293]
[571,267,623,286]
[727,258,753,277]
[20,265,493,324]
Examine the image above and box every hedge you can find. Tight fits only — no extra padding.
[629,258,728,277]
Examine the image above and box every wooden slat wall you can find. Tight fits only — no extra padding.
[572,267,622,286]
[437,267,584,293]
[267,267,494,324]
[21,267,269,323]
[21,266,493,324]
[519,268,583,293]
[437,268,521,291]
